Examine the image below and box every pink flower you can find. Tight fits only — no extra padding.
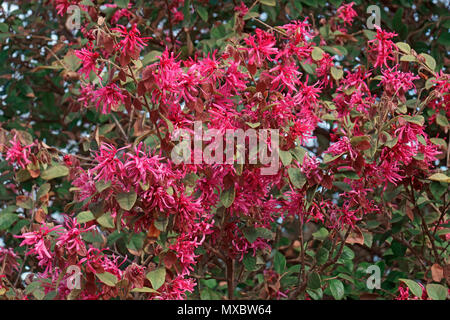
[169,238,200,276]
[77,83,95,108]
[71,169,97,202]
[367,26,397,68]
[0,247,20,277]
[280,19,313,45]
[112,24,150,57]
[294,77,322,109]
[269,60,301,92]
[235,2,249,16]
[75,45,100,79]
[15,224,62,274]
[92,83,126,114]
[336,2,357,26]
[124,263,146,289]
[172,9,184,23]
[242,29,278,67]
[380,66,419,101]
[378,159,404,186]
[5,135,33,169]
[315,52,334,87]
[324,136,358,161]
[56,217,95,257]
[289,118,315,145]
[105,2,134,24]
[53,0,80,16]
[92,143,126,182]
[333,68,374,115]
[153,275,196,300]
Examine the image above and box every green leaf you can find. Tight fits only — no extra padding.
[96,272,118,287]
[430,181,447,200]
[160,113,174,133]
[337,273,355,284]
[131,287,158,293]
[312,227,329,241]
[300,62,315,75]
[16,196,33,209]
[33,289,45,300]
[311,47,324,61]
[392,8,407,39]
[220,186,235,208]
[336,170,359,180]
[245,122,260,128]
[403,115,424,126]
[307,272,322,290]
[400,55,416,62]
[363,29,376,40]
[16,169,31,182]
[339,246,355,261]
[0,213,19,230]
[437,31,450,46]
[255,227,274,240]
[385,136,399,148]
[80,0,95,6]
[399,279,423,298]
[43,290,57,300]
[116,191,137,211]
[243,11,260,20]
[420,53,436,71]
[330,66,343,80]
[76,210,95,224]
[63,52,81,71]
[95,180,111,193]
[115,0,130,9]
[328,279,345,300]
[306,288,323,300]
[333,181,351,192]
[25,281,41,294]
[323,153,343,163]
[0,23,8,33]
[316,247,329,265]
[425,77,436,90]
[436,113,449,127]
[243,253,257,271]
[127,233,144,253]
[291,146,307,164]
[426,284,447,300]
[197,6,208,22]
[279,150,292,166]
[396,42,411,54]
[97,213,115,229]
[89,201,105,218]
[243,227,274,243]
[146,268,166,291]
[154,216,168,232]
[259,0,276,6]
[427,173,450,183]
[142,50,162,65]
[41,165,69,180]
[273,251,286,274]
[36,183,51,200]
[430,138,447,148]
[288,167,306,189]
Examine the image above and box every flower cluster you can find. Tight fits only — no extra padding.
[1,0,447,301]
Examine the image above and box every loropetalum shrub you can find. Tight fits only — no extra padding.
[0,0,449,300]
